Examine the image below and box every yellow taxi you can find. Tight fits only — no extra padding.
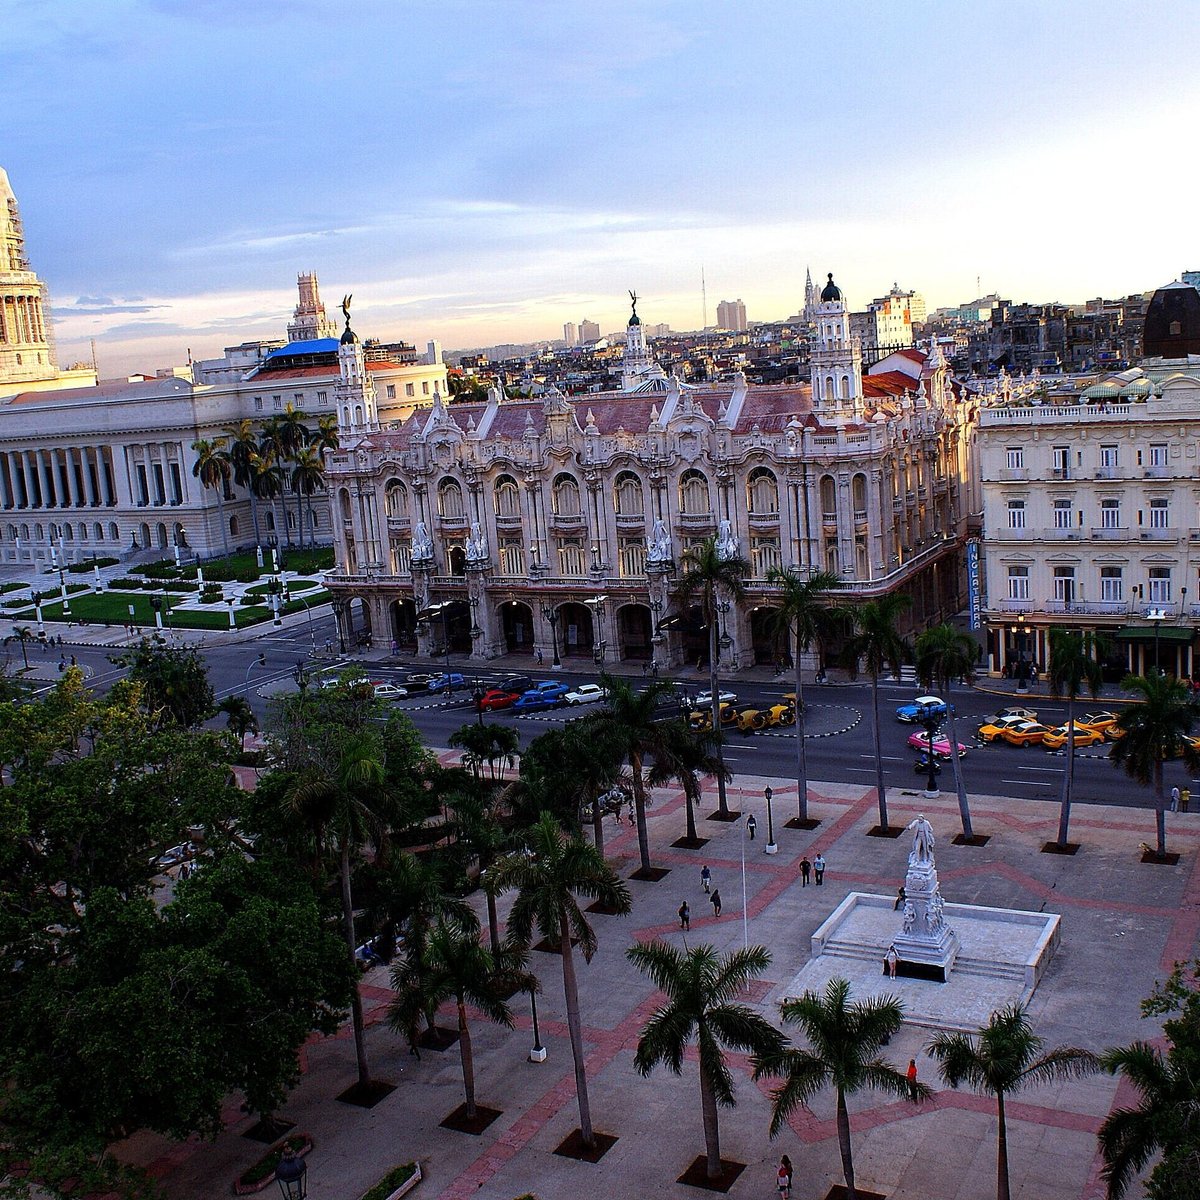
[1076,711,1121,736]
[735,704,796,734]
[997,721,1053,748]
[978,714,1041,743]
[1041,723,1107,751]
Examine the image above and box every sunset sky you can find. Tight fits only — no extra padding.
[4,0,1198,375]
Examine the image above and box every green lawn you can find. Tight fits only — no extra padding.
[36,591,277,630]
[0,581,27,595]
[244,577,322,598]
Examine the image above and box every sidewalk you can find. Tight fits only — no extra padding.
[120,763,1192,1200]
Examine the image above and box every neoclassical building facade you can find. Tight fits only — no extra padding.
[325,283,978,667]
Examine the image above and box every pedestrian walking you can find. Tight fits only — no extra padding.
[1172,786,1181,812]
[893,885,906,911]
[710,888,722,917]
[814,853,826,885]
[799,856,811,886]
[678,901,690,931]
[747,814,757,841]
[700,864,711,893]
[907,1058,919,1101]
[886,945,899,979]
[777,1155,793,1199]
[1183,787,1192,813]
[651,659,659,679]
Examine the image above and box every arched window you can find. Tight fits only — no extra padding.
[552,474,581,516]
[437,479,464,519]
[339,489,353,522]
[63,524,73,542]
[613,471,644,517]
[820,475,837,523]
[852,473,868,519]
[855,540,869,578]
[446,544,466,575]
[619,539,646,578]
[747,467,778,516]
[751,537,781,577]
[79,523,88,541]
[384,479,408,519]
[94,522,103,541]
[494,474,521,517]
[230,515,239,536]
[558,540,586,575]
[108,521,119,541]
[678,469,711,516]
[35,524,44,540]
[22,524,31,541]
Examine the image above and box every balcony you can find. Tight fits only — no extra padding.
[999,467,1029,481]
[1138,527,1179,541]
[1042,528,1085,541]
[437,512,468,529]
[1090,526,1130,540]
[1094,466,1121,480]
[615,512,646,529]
[385,515,410,532]
[1043,599,1127,615]
[748,510,781,527]
[678,511,717,529]
[549,510,586,531]
[494,512,522,529]
[1051,468,1072,481]
[1143,465,1171,479]
[995,527,1038,540]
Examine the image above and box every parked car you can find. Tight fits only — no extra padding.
[498,675,534,695]
[403,672,438,689]
[980,705,1039,727]
[978,714,1041,742]
[426,672,466,692]
[372,682,408,700]
[1075,711,1120,735]
[1041,723,1107,751]
[895,695,952,723]
[529,681,570,700]
[564,683,608,706]
[997,720,1053,748]
[320,670,368,690]
[478,688,521,712]
[687,689,738,710]
[512,685,568,712]
[689,702,739,732]
[906,730,968,759]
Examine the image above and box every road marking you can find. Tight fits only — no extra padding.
[1017,766,1061,773]
[1001,778,1048,787]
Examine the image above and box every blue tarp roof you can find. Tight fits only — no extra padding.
[265,338,339,359]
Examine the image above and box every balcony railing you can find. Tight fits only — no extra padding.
[1090,526,1130,540]
[1138,528,1179,541]
[999,467,1029,481]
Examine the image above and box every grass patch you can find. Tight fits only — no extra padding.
[0,581,27,595]
[359,1163,418,1200]
[244,578,321,597]
[36,592,274,630]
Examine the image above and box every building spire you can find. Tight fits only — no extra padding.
[0,167,57,386]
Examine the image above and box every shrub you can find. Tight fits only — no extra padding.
[66,557,118,572]
[108,577,143,590]
[140,560,181,580]
[359,1164,417,1200]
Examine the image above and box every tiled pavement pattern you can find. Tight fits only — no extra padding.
[118,762,1199,1200]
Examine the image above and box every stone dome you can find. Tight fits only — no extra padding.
[1143,281,1200,358]
[821,272,842,302]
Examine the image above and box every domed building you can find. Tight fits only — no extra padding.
[1142,279,1200,359]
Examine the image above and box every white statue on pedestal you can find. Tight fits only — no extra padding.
[907,814,935,867]
[465,521,489,563]
[411,521,434,565]
[715,519,738,561]
[647,519,673,564]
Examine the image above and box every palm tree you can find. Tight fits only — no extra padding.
[629,942,785,1179]
[929,1005,1098,1200]
[252,449,285,555]
[754,977,927,1200]
[492,812,632,1150]
[215,694,258,749]
[1110,672,1200,857]
[387,923,534,1120]
[1047,628,1105,849]
[5,625,34,671]
[589,672,678,873]
[311,411,340,456]
[1098,1039,1200,1200]
[914,622,978,840]
[290,444,324,550]
[191,437,232,557]
[222,419,263,547]
[674,536,750,819]
[287,730,387,1092]
[645,720,728,847]
[259,421,294,547]
[842,594,912,831]
[767,567,843,826]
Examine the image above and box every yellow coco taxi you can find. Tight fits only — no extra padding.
[1041,723,1107,751]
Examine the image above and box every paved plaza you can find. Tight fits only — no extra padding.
[117,763,1195,1200]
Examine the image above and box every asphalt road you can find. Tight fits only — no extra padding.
[41,617,1186,814]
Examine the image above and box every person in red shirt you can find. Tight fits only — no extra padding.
[907,1058,919,1100]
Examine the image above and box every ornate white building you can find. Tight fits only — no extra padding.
[324,282,978,666]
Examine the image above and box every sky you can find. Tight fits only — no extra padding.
[3,0,1199,376]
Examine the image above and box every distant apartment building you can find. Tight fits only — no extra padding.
[849,284,924,366]
[716,299,747,331]
[1182,270,1200,290]
[563,322,577,347]
[578,318,601,344]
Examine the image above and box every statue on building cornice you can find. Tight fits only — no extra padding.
[465,520,489,564]
[647,518,673,564]
[716,519,738,562]
[411,521,434,565]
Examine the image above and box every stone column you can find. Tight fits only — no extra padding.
[25,451,44,508]
[11,453,28,508]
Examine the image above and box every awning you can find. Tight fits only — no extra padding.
[657,613,708,633]
[1114,625,1195,644]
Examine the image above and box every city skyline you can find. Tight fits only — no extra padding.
[4,0,1198,375]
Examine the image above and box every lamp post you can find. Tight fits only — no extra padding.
[1147,606,1168,675]
[274,1151,307,1200]
[539,602,561,668]
[739,815,749,955]
[244,652,267,697]
[585,595,606,665]
[292,659,310,694]
[58,567,71,617]
[331,598,348,654]
[33,591,44,635]
[149,593,163,631]
[764,785,777,854]
[528,987,547,1063]
[920,712,941,799]
[473,682,485,726]
[649,596,664,647]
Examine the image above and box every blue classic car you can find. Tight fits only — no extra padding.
[426,672,466,692]
[512,681,570,711]
[894,695,953,723]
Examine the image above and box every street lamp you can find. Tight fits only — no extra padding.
[585,595,607,665]
[330,598,348,654]
[764,785,777,855]
[149,593,163,631]
[528,987,547,1063]
[739,815,749,955]
[649,596,665,646]
[473,682,485,725]
[539,602,561,668]
[292,659,310,693]
[275,1151,307,1200]
[244,652,267,697]
[920,712,942,799]
[1147,606,1169,675]
[58,566,71,617]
